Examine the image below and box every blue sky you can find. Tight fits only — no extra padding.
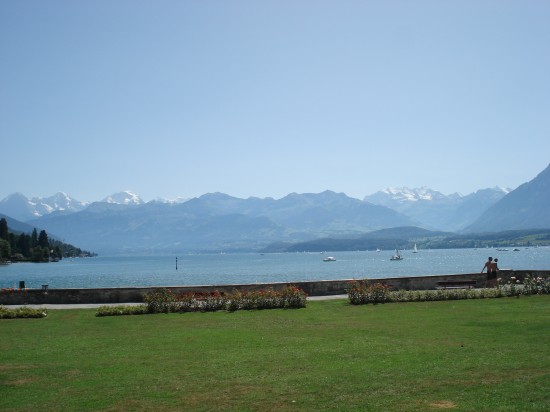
[1,1,549,203]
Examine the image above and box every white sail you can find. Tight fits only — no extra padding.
[390,249,403,261]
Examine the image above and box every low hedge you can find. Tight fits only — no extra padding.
[0,306,48,319]
[95,305,148,317]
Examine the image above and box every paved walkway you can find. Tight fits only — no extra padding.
[2,295,349,310]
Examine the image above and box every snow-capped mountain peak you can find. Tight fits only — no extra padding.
[377,186,451,203]
[102,191,144,205]
[364,185,509,231]
[493,186,512,194]
[0,192,88,221]
[31,192,89,212]
[151,197,189,204]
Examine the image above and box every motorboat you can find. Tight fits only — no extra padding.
[323,256,336,262]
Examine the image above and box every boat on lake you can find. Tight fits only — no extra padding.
[323,256,336,262]
[390,250,403,261]
[412,244,418,253]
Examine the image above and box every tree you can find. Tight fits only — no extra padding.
[0,223,92,261]
[31,228,38,248]
[31,247,48,262]
[16,233,31,257]
[38,230,49,248]
[53,245,63,260]
[0,239,10,260]
[0,218,8,240]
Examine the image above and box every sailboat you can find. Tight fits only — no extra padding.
[390,249,403,261]
[412,243,418,253]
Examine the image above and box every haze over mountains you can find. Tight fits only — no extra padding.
[1,163,548,253]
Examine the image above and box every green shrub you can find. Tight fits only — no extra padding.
[348,281,390,305]
[0,306,48,319]
[95,305,148,317]
[224,287,306,311]
[280,285,307,308]
[166,290,229,313]
[226,290,242,312]
[143,288,180,313]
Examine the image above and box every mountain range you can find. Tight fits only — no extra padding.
[21,191,415,254]
[0,192,89,222]
[464,164,550,232]
[1,163,548,253]
[364,186,510,231]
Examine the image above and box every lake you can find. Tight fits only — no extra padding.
[1,247,549,289]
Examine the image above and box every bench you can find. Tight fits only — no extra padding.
[436,280,477,289]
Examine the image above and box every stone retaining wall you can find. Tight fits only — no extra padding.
[1,270,548,305]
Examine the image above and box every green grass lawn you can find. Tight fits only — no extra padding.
[1,296,549,411]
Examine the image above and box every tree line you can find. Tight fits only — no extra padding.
[263,228,550,253]
[0,218,95,262]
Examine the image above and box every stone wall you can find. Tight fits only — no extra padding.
[1,270,548,305]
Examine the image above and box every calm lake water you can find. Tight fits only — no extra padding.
[1,247,549,289]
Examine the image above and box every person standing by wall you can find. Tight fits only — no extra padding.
[489,258,499,287]
[481,257,493,274]
[481,257,494,287]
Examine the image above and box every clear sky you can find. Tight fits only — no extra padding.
[1,1,549,203]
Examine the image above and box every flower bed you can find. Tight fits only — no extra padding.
[497,274,550,297]
[96,286,307,316]
[348,275,550,305]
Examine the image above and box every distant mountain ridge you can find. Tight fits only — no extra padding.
[0,213,38,235]
[26,191,416,254]
[0,192,88,222]
[366,186,462,204]
[0,191,188,222]
[0,186,510,226]
[364,186,510,231]
[1,164,549,253]
[465,163,550,232]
